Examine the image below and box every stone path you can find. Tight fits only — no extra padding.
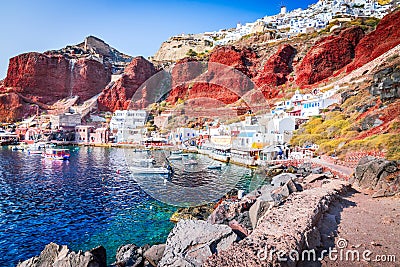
[322,188,400,267]
[311,157,354,177]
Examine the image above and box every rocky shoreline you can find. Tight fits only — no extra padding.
[17,157,399,267]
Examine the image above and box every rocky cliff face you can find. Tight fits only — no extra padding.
[4,52,111,104]
[166,46,256,106]
[369,67,400,100]
[0,36,131,121]
[97,56,157,111]
[167,58,206,103]
[296,26,364,85]
[152,35,214,62]
[255,44,296,89]
[346,9,400,72]
[0,92,24,122]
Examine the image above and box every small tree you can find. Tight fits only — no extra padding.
[186,49,198,57]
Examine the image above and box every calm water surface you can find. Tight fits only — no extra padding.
[0,147,264,266]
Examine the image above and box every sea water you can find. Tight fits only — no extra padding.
[0,147,264,266]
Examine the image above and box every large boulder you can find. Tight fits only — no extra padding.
[270,173,297,187]
[159,220,237,267]
[143,244,165,267]
[17,243,106,267]
[112,243,146,267]
[354,156,399,197]
[207,195,256,226]
[248,196,272,229]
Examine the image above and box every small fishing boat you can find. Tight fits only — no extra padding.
[181,153,189,157]
[43,149,70,160]
[171,150,182,154]
[132,158,156,164]
[129,166,171,174]
[184,159,198,166]
[10,142,29,151]
[28,149,43,155]
[207,164,222,170]
[168,155,182,160]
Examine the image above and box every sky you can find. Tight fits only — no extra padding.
[0,0,316,79]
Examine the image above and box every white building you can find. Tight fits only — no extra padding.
[50,113,81,130]
[109,110,147,143]
[169,127,199,145]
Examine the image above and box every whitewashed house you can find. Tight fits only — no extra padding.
[109,110,147,143]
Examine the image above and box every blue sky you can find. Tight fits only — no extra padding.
[0,0,316,79]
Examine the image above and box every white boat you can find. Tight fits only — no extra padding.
[184,159,198,166]
[129,166,171,174]
[131,158,156,164]
[43,149,70,160]
[171,150,182,154]
[207,164,222,170]
[28,150,42,155]
[168,155,182,160]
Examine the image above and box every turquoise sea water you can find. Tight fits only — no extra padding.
[0,147,264,266]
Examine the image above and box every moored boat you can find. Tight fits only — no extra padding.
[168,155,182,160]
[43,149,70,160]
[28,150,43,155]
[129,166,171,174]
[184,159,198,166]
[207,164,222,170]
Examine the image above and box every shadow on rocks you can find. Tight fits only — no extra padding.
[298,188,357,267]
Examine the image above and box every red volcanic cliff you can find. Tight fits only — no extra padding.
[346,9,400,72]
[98,56,157,111]
[0,93,21,122]
[208,46,257,78]
[167,58,206,103]
[4,53,111,104]
[69,58,112,101]
[167,47,256,105]
[296,26,364,85]
[255,44,296,89]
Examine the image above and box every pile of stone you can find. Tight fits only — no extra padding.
[17,243,107,267]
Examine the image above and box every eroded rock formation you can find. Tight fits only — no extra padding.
[4,53,111,104]
[346,9,400,72]
[98,56,157,111]
[296,26,364,85]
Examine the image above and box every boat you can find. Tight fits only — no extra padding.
[43,149,70,160]
[184,159,198,166]
[129,166,171,174]
[10,142,29,151]
[131,158,156,164]
[27,149,43,155]
[168,155,182,160]
[0,132,18,146]
[171,150,182,154]
[181,153,189,157]
[207,164,222,170]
